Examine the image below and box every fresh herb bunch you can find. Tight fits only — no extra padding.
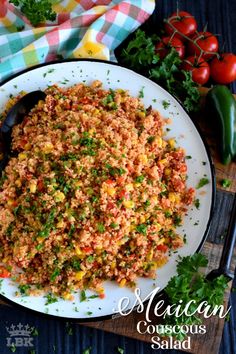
[10,0,56,26]
[163,253,229,340]
[120,29,200,112]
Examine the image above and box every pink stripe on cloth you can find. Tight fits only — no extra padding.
[45,28,60,46]
[79,0,111,11]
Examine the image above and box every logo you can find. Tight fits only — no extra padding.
[6,323,34,348]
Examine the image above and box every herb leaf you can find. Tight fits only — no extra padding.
[10,0,56,26]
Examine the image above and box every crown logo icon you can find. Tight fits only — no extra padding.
[6,323,32,337]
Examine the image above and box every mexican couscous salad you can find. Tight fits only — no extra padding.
[0,81,195,299]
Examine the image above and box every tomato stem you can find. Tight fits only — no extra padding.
[164,18,221,60]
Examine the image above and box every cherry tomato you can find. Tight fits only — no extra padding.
[182,56,210,85]
[0,266,11,278]
[105,179,114,185]
[164,11,197,40]
[156,244,168,253]
[210,53,236,84]
[155,36,185,59]
[82,247,93,253]
[187,31,219,60]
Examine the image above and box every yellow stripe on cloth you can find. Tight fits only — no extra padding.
[53,0,79,13]
[72,28,109,59]
[22,43,39,66]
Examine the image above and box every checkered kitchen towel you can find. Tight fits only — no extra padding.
[0,0,155,83]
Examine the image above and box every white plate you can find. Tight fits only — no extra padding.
[0,60,215,320]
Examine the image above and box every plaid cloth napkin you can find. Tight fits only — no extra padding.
[0,0,155,83]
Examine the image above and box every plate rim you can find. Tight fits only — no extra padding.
[0,58,216,322]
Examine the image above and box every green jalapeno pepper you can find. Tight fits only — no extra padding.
[206,85,236,165]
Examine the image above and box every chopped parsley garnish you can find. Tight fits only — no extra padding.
[97,223,105,233]
[44,293,58,305]
[173,215,182,226]
[185,155,192,159]
[18,284,30,296]
[194,198,200,209]
[147,136,155,143]
[50,268,60,282]
[106,164,126,177]
[110,222,118,229]
[60,153,77,161]
[71,258,81,270]
[35,244,43,251]
[162,100,170,109]
[220,178,231,188]
[135,175,144,183]
[138,86,145,98]
[136,224,147,235]
[86,256,94,263]
[196,178,209,189]
[143,200,151,208]
[80,290,87,302]
[164,211,172,218]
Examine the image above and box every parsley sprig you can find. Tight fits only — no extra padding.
[10,0,56,26]
[120,30,200,112]
[163,253,229,340]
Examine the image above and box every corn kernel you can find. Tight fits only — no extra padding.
[74,180,82,188]
[88,128,96,135]
[123,200,135,209]
[97,257,103,264]
[155,136,162,148]
[107,187,116,196]
[29,181,37,193]
[151,196,158,204]
[168,192,175,202]
[15,179,22,188]
[18,153,27,161]
[24,143,31,151]
[129,224,136,232]
[155,223,162,232]
[38,100,44,108]
[137,111,145,119]
[54,191,65,202]
[42,142,54,154]
[140,215,146,223]
[168,192,180,203]
[63,292,74,300]
[75,247,82,256]
[119,279,126,287]
[139,154,148,164]
[164,168,171,176]
[157,238,166,245]
[168,138,176,148]
[97,287,104,294]
[150,261,158,270]
[56,220,65,228]
[147,249,154,261]
[7,199,14,206]
[159,158,168,165]
[110,261,116,270]
[75,271,85,281]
